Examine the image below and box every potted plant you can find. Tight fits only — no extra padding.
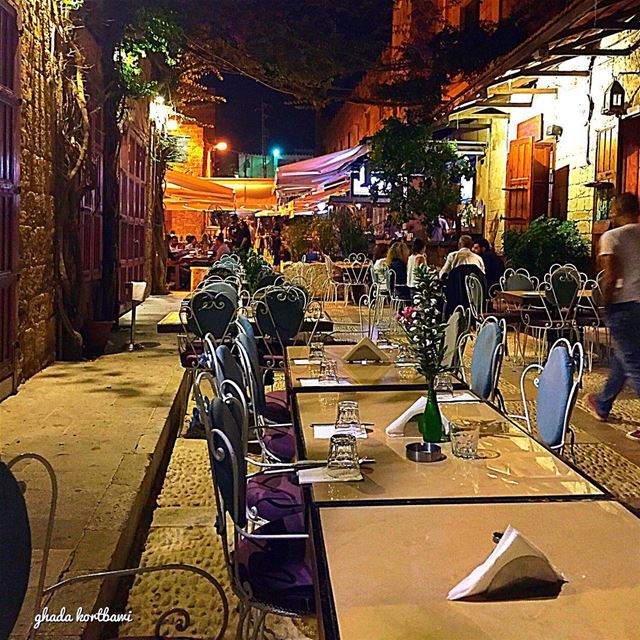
[396,265,447,444]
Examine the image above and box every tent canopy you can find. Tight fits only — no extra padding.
[165,170,236,210]
[276,144,367,197]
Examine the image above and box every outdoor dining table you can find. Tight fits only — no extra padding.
[315,500,640,639]
[286,344,435,393]
[495,289,592,305]
[293,389,604,506]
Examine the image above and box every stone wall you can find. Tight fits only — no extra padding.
[475,32,640,250]
[10,0,58,383]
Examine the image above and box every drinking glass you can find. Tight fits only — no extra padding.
[319,359,338,383]
[335,400,365,437]
[327,433,360,478]
[309,341,325,361]
[450,421,480,459]
[434,373,454,395]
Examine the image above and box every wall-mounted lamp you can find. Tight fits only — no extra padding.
[602,79,626,116]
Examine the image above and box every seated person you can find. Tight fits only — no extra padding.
[439,235,485,280]
[386,241,410,300]
[304,241,324,263]
[213,233,231,261]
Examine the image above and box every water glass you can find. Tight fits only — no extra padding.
[335,400,366,437]
[434,373,454,395]
[319,359,338,383]
[327,433,360,478]
[450,421,480,459]
[309,341,325,361]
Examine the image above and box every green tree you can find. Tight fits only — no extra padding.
[368,118,472,224]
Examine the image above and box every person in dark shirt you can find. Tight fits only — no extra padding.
[472,238,505,290]
[385,241,410,300]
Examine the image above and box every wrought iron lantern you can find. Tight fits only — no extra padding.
[602,79,626,116]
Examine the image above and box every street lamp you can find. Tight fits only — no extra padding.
[272,147,282,176]
[215,141,229,152]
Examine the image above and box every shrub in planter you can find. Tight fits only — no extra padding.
[502,217,590,279]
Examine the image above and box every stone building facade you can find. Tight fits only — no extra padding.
[2,0,58,395]
[322,0,640,253]
[1,1,158,397]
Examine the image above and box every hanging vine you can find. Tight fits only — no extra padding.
[50,0,95,359]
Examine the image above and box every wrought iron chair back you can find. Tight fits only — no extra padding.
[441,305,472,379]
[500,267,540,292]
[511,338,584,456]
[469,316,507,406]
[253,285,307,354]
[182,289,237,342]
[465,272,486,325]
[5,454,228,640]
[543,267,580,324]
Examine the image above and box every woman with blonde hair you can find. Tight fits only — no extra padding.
[386,241,410,300]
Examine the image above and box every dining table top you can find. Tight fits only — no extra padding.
[317,500,640,640]
[293,389,604,506]
[495,289,592,304]
[286,345,430,393]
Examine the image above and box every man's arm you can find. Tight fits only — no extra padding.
[599,253,619,305]
[439,253,452,279]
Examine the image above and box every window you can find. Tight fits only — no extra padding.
[462,0,481,31]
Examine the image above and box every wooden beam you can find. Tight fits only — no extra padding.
[489,87,558,95]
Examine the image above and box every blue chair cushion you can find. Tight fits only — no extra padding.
[247,472,304,522]
[536,345,573,448]
[215,345,245,391]
[235,512,315,615]
[470,321,502,400]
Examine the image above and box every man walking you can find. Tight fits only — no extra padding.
[588,192,640,441]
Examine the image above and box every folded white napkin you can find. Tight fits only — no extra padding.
[299,378,352,387]
[130,281,147,302]
[292,358,311,365]
[385,397,427,436]
[438,392,478,404]
[385,394,476,436]
[312,423,368,439]
[447,525,564,601]
[297,466,363,484]
[344,337,389,363]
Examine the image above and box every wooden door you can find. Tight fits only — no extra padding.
[0,3,19,396]
[621,116,640,197]
[504,137,533,232]
[532,141,554,218]
[504,137,553,232]
[118,132,147,314]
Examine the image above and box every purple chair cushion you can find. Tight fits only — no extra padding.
[235,513,315,615]
[262,426,296,462]
[247,472,304,522]
[264,398,290,423]
[266,388,289,407]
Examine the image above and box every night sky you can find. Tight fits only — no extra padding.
[210,74,317,156]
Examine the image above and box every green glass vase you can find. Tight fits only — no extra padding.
[417,381,444,443]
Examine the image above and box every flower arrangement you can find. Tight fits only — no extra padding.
[395,265,447,382]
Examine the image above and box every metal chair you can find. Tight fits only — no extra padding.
[205,397,314,639]
[3,456,228,640]
[440,305,472,382]
[194,369,304,527]
[499,267,540,292]
[236,332,297,463]
[341,253,371,306]
[469,316,507,408]
[509,339,584,456]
